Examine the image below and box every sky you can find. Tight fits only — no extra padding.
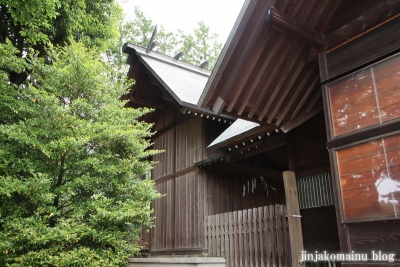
[119,0,246,44]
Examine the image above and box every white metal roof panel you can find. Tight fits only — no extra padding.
[140,56,208,105]
[208,119,259,148]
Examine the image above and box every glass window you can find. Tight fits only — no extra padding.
[328,55,400,137]
[336,134,400,220]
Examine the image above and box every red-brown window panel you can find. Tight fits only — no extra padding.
[328,55,400,137]
[336,134,400,221]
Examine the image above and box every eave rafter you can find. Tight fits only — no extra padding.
[324,0,400,52]
[266,1,400,53]
[225,133,287,163]
[130,96,165,110]
[195,132,287,167]
[204,163,283,181]
[266,6,324,49]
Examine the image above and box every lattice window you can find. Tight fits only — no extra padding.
[297,173,334,209]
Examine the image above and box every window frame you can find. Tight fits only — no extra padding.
[322,51,400,223]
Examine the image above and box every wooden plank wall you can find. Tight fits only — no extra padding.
[175,115,204,170]
[290,112,341,254]
[150,105,231,253]
[322,16,400,82]
[152,180,174,250]
[320,15,400,265]
[152,171,204,252]
[301,206,340,252]
[205,205,291,267]
[204,169,286,216]
[150,105,287,254]
[174,171,203,250]
[291,112,330,176]
[151,106,206,252]
[348,220,400,256]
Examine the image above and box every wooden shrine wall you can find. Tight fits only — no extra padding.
[300,206,340,252]
[204,169,286,217]
[149,104,288,254]
[291,112,331,176]
[150,105,251,253]
[320,16,400,83]
[290,112,341,253]
[151,104,207,253]
[320,17,400,264]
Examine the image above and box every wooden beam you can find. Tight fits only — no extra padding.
[324,1,400,52]
[154,166,197,184]
[207,124,277,150]
[130,96,165,109]
[305,87,322,112]
[161,92,172,102]
[317,0,343,33]
[275,63,318,126]
[266,6,324,48]
[247,38,294,118]
[280,102,323,133]
[221,0,277,110]
[263,148,289,170]
[153,115,191,139]
[212,96,225,115]
[173,51,184,59]
[286,132,294,172]
[228,28,276,114]
[146,25,158,53]
[286,75,320,123]
[226,143,269,163]
[258,44,305,122]
[283,171,304,267]
[204,163,283,181]
[326,119,400,149]
[226,134,287,162]
[266,58,307,124]
[194,154,225,167]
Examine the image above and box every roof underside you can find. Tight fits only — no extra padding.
[199,0,400,131]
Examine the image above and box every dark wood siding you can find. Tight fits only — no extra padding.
[348,220,400,255]
[151,110,206,253]
[291,112,330,176]
[175,117,204,171]
[290,112,341,254]
[321,13,400,260]
[150,104,287,254]
[150,106,234,254]
[322,16,400,82]
[204,169,286,216]
[301,206,340,252]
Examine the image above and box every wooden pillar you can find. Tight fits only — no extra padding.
[283,171,304,267]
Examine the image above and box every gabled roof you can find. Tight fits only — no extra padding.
[198,0,400,132]
[123,43,211,107]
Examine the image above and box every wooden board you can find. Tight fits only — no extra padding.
[206,205,291,267]
[283,171,304,267]
[336,133,400,220]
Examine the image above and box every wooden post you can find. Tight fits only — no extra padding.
[283,171,304,267]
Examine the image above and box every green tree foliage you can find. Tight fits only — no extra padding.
[1,0,123,85]
[108,6,222,73]
[179,22,222,68]
[0,42,161,267]
[0,0,122,51]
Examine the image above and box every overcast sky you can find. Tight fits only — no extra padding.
[119,0,245,44]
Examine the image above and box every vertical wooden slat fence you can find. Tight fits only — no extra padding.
[206,205,291,267]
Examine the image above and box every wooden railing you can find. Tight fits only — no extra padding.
[205,205,291,267]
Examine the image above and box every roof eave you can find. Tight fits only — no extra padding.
[197,0,253,109]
